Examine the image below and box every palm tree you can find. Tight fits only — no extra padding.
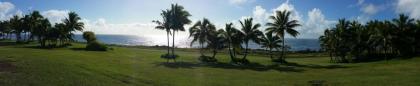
[367,20,394,60]
[265,10,300,62]
[28,11,44,42]
[21,14,31,42]
[223,23,242,62]
[168,4,191,58]
[415,20,420,54]
[319,29,336,62]
[40,19,51,47]
[239,18,262,61]
[207,29,227,59]
[391,14,415,56]
[1,20,12,39]
[10,15,23,42]
[258,32,282,61]
[63,12,84,44]
[189,18,215,56]
[153,9,172,56]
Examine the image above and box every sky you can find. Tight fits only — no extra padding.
[0,0,419,39]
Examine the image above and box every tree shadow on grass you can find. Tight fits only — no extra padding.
[70,48,86,51]
[154,61,198,69]
[283,62,349,69]
[0,41,18,46]
[153,61,305,72]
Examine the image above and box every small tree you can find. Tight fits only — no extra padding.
[83,31,107,51]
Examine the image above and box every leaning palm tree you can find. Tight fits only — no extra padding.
[168,4,191,58]
[258,32,282,61]
[153,9,172,56]
[266,10,301,62]
[223,23,242,62]
[207,29,227,59]
[63,12,84,43]
[239,18,262,61]
[189,18,214,56]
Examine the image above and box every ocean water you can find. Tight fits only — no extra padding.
[73,34,320,51]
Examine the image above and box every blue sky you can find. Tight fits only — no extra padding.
[0,0,419,38]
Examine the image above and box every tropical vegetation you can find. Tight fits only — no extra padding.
[319,14,420,63]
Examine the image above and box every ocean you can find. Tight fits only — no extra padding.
[73,34,320,51]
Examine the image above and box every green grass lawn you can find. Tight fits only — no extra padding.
[0,41,419,86]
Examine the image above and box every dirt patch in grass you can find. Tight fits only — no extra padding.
[0,59,16,72]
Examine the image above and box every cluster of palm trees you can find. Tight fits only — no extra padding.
[188,11,300,64]
[153,4,191,62]
[154,4,301,64]
[319,14,420,63]
[0,11,84,48]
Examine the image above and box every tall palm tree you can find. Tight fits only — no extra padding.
[40,19,51,47]
[10,15,23,42]
[239,18,262,61]
[168,4,191,57]
[189,18,215,56]
[265,10,300,62]
[153,9,172,55]
[319,29,336,62]
[258,32,282,61]
[391,14,415,55]
[21,14,31,42]
[415,20,420,54]
[63,12,84,43]
[368,20,394,60]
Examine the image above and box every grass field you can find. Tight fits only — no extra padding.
[0,41,419,86]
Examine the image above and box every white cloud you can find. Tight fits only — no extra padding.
[253,5,267,24]
[272,0,302,22]
[357,0,365,5]
[361,4,378,15]
[243,0,334,38]
[80,18,189,38]
[396,0,420,19]
[41,10,69,24]
[229,0,249,5]
[300,8,335,38]
[0,2,14,20]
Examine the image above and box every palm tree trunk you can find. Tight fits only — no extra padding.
[269,48,273,61]
[212,50,217,59]
[200,43,204,56]
[329,51,333,63]
[242,42,249,60]
[172,30,175,60]
[167,32,170,55]
[281,36,285,61]
[228,42,234,61]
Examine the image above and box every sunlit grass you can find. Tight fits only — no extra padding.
[0,41,419,86]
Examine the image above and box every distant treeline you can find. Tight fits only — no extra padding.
[0,11,84,48]
[319,14,420,63]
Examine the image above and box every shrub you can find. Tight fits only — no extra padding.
[86,41,108,51]
[82,31,107,51]
[83,31,96,43]
[198,55,217,63]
